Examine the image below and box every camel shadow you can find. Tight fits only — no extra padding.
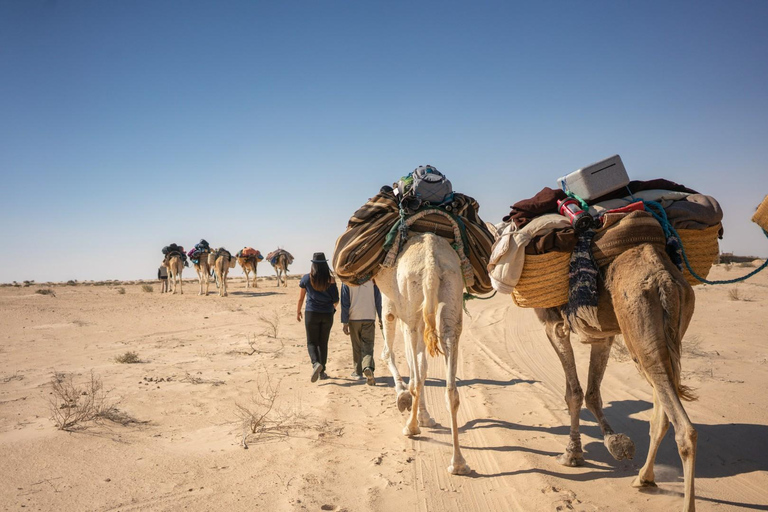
[581,399,768,481]
[228,291,280,297]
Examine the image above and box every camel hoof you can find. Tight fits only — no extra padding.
[605,433,635,461]
[448,462,471,475]
[631,476,657,488]
[403,425,420,437]
[397,392,413,412]
[418,415,436,428]
[556,452,585,467]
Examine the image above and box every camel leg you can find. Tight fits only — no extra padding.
[222,269,228,296]
[246,268,251,289]
[544,320,585,467]
[632,388,669,488]
[402,325,422,437]
[253,264,258,288]
[586,338,635,460]
[178,269,183,294]
[381,307,410,412]
[443,327,469,475]
[204,266,209,296]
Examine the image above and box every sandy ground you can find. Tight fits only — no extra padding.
[1,263,768,512]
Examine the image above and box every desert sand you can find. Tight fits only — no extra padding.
[1,263,767,512]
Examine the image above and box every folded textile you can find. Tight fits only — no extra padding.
[487,214,571,294]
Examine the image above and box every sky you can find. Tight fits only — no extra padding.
[1,0,767,283]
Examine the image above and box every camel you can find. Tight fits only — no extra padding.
[212,248,232,297]
[271,253,289,287]
[237,254,261,289]
[164,253,184,295]
[192,250,211,296]
[535,244,697,512]
[376,232,470,475]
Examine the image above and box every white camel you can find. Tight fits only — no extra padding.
[376,232,470,475]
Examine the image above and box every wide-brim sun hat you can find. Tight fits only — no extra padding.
[311,252,328,263]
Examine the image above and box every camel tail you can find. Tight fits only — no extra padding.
[658,272,697,402]
[422,238,443,357]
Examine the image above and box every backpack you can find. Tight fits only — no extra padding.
[396,165,453,209]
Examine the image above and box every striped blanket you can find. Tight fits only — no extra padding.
[333,190,495,294]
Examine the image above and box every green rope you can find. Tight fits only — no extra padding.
[565,190,590,212]
[641,200,768,285]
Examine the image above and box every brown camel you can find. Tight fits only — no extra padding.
[271,253,289,287]
[535,244,697,512]
[164,254,184,295]
[237,254,261,289]
[212,248,232,297]
[192,250,211,296]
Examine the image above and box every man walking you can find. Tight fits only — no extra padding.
[340,280,382,386]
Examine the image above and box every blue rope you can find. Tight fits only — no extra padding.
[640,199,768,285]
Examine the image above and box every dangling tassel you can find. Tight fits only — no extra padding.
[566,229,601,330]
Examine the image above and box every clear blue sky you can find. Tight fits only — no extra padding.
[2,0,767,282]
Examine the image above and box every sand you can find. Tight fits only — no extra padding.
[1,264,767,512]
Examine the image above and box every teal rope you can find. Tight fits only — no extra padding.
[641,200,768,285]
[564,190,590,211]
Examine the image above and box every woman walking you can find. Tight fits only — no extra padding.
[297,252,339,382]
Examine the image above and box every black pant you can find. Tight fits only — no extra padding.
[305,311,334,370]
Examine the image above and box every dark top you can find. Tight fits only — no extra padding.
[299,274,340,314]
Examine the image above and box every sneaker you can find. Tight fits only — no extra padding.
[363,368,375,386]
[350,371,361,378]
[320,372,329,380]
[310,362,322,383]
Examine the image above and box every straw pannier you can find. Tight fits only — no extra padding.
[677,223,721,286]
[229,257,237,269]
[511,251,570,308]
[752,194,768,232]
[207,253,216,266]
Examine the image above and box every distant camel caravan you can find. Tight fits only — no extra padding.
[535,244,697,512]
[163,253,184,295]
[377,232,470,475]
[236,248,263,289]
[210,248,234,297]
[267,249,293,287]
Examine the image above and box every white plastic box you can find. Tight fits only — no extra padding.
[557,155,629,201]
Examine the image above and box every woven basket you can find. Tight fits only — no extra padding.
[511,251,570,308]
[229,257,237,269]
[677,223,721,286]
[752,194,768,232]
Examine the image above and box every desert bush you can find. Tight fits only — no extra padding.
[36,288,56,297]
[722,263,733,272]
[259,310,281,338]
[114,351,141,364]
[67,280,77,286]
[116,287,126,295]
[738,261,756,268]
[141,284,154,293]
[728,288,742,301]
[48,371,119,431]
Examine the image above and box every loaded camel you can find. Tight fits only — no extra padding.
[192,249,212,296]
[535,244,697,512]
[163,253,184,295]
[211,248,233,297]
[237,249,262,289]
[376,232,470,475]
[270,251,290,287]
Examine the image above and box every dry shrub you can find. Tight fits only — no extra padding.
[738,261,756,268]
[116,287,126,295]
[259,310,281,338]
[727,288,750,301]
[723,263,733,272]
[36,288,56,297]
[234,333,285,356]
[114,351,141,364]
[235,370,309,448]
[141,284,154,293]
[48,371,119,431]
[67,280,77,286]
